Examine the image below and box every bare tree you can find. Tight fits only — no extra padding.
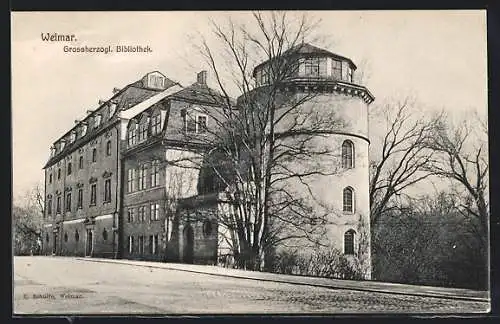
[170,12,352,271]
[13,183,44,255]
[424,114,489,253]
[369,97,443,227]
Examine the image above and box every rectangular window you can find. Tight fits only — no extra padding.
[104,179,111,203]
[47,199,52,215]
[151,160,160,187]
[151,114,161,135]
[56,196,61,214]
[197,115,207,134]
[128,126,137,146]
[77,189,83,209]
[65,193,71,212]
[127,208,135,223]
[79,156,84,169]
[150,203,160,221]
[138,164,147,190]
[90,184,97,205]
[304,57,320,77]
[138,235,144,254]
[127,168,136,193]
[128,236,134,254]
[138,206,146,222]
[332,60,342,80]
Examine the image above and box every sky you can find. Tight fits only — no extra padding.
[11,11,487,200]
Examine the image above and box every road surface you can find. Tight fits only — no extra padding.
[13,256,489,314]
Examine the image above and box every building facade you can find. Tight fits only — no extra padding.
[41,43,374,278]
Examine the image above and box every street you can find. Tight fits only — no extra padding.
[13,256,489,314]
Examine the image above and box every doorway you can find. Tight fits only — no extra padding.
[52,232,58,255]
[183,225,194,264]
[86,230,93,257]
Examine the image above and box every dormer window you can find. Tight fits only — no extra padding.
[94,115,102,129]
[50,146,56,157]
[70,131,76,143]
[81,123,88,136]
[60,140,66,151]
[144,72,166,90]
[109,101,117,116]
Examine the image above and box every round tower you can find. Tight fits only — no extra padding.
[251,43,374,279]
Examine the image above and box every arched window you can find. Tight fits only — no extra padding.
[75,230,80,242]
[57,168,61,180]
[92,148,97,162]
[49,174,53,184]
[67,162,72,175]
[79,156,84,169]
[46,233,49,243]
[203,219,213,237]
[344,229,356,255]
[343,187,355,213]
[64,232,68,242]
[341,140,354,169]
[102,229,108,241]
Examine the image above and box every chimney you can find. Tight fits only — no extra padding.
[197,70,207,85]
[112,87,121,94]
[98,99,106,105]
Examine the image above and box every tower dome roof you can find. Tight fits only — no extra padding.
[252,43,357,77]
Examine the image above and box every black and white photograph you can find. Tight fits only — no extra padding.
[11,10,490,315]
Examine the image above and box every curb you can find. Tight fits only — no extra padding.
[76,258,489,303]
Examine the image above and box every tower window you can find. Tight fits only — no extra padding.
[67,162,72,175]
[106,140,112,156]
[49,174,53,184]
[47,199,52,216]
[79,156,84,169]
[343,187,354,213]
[92,148,97,162]
[304,57,320,77]
[341,140,354,169]
[102,228,108,241]
[75,230,80,242]
[344,229,356,255]
[332,60,342,79]
[57,168,61,180]
[56,196,61,214]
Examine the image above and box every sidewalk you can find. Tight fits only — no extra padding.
[77,257,490,302]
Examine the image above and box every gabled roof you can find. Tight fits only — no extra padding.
[170,82,233,106]
[43,80,168,169]
[252,43,357,77]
